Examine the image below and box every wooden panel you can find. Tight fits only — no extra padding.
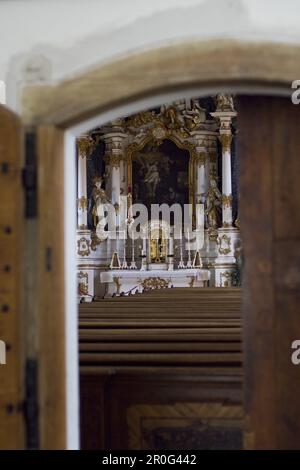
[0,105,24,448]
[80,374,109,450]
[80,371,242,450]
[127,402,243,450]
[238,96,300,449]
[272,98,300,449]
[37,126,66,449]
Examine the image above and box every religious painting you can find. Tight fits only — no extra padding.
[132,139,189,213]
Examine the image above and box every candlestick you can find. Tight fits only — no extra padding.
[122,238,128,269]
[186,228,192,268]
[140,238,147,271]
[178,229,185,269]
[168,236,174,256]
[168,235,174,271]
[130,236,137,269]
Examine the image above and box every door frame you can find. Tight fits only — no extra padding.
[20,39,300,449]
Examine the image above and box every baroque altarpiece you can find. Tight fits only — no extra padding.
[76,95,241,300]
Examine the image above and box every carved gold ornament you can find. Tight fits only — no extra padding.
[209,151,218,162]
[215,94,235,112]
[219,133,232,152]
[218,234,231,255]
[78,271,88,296]
[220,271,232,287]
[187,275,196,288]
[91,230,102,250]
[195,151,206,166]
[109,154,122,169]
[77,135,97,158]
[77,196,88,210]
[151,126,167,142]
[221,194,233,208]
[77,237,90,257]
[113,276,122,294]
[207,227,218,242]
[126,110,158,128]
[140,277,170,290]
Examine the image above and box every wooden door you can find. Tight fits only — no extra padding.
[238,96,300,449]
[0,105,25,449]
[37,126,67,449]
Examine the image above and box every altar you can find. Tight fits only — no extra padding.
[76,95,242,302]
[100,268,210,296]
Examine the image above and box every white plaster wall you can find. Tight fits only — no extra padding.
[1,0,300,110]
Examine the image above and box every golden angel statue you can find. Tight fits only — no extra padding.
[183,99,206,130]
[205,171,222,228]
[91,176,112,234]
[215,94,235,112]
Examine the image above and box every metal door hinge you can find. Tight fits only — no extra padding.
[23,358,39,449]
[22,132,37,218]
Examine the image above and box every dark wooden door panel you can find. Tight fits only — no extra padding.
[0,105,24,449]
[238,96,300,449]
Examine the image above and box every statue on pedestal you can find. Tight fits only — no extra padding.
[215,94,235,112]
[183,99,206,130]
[91,176,112,237]
[205,171,222,229]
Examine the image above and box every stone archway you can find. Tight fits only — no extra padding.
[21,39,300,449]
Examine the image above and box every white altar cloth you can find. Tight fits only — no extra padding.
[100,268,210,296]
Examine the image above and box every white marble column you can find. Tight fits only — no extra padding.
[196,150,207,204]
[103,133,127,228]
[103,132,127,265]
[77,136,91,229]
[211,107,237,228]
[219,131,233,227]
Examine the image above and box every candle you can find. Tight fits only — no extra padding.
[169,236,174,256]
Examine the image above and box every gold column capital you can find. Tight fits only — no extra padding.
[77,135,96,158]
[221,194,233,207]
[77,196,88,210]
[195,151,206,166]
[219,133,233,152]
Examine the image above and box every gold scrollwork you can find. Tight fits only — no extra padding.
[77,237,90,257]
[78,271,88,296]
[77,135,97,158]
[126,110,158,128]
[221,194,233,208]
[109,154,123,169]
[187,275,196,288]
[220,271,232,287]
[207,227,218,242]
[195,151,206,166]
[77,196,88,210]
[90,231,102,251]
[218,234,231,255]
[113,276,122,294]
[219,133,232,152]
[140,277,170,290]
[209,150,218,162]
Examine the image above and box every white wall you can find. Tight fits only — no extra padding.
[1,0,300,110]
